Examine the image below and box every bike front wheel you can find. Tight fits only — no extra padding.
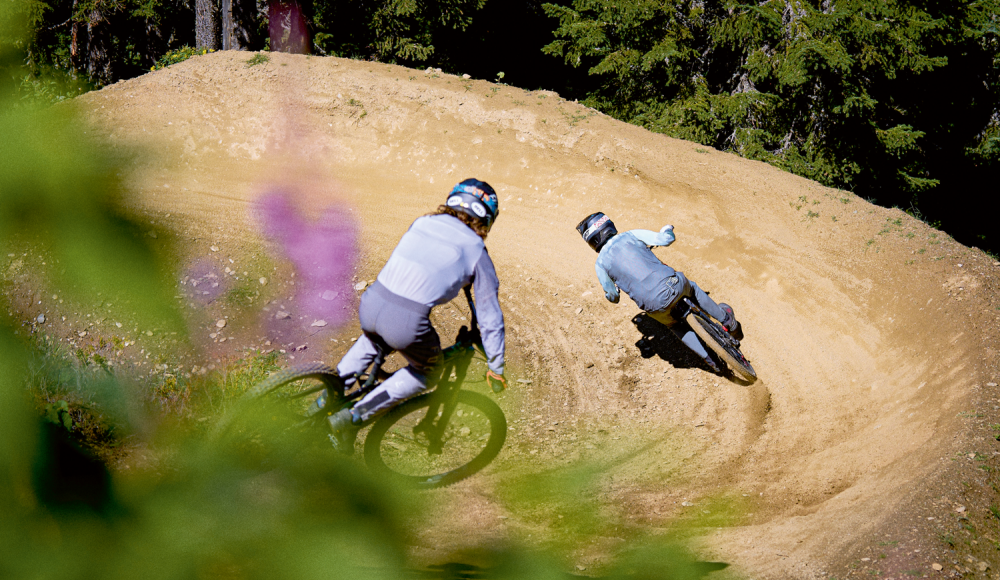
[364,390,507,489]
[686,312,758,383]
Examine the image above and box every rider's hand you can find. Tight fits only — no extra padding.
[660,224,674,234]
[486,370,507,393]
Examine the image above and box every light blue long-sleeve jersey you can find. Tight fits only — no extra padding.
[595,228,677,312]
[377,214,505,374]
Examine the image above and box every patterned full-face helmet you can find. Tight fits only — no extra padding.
[446,178,499,231]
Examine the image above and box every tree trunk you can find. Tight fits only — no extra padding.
[196,0,219,49]
[84,8,112,84]
[221,0,232,49]
[269,0,310,53]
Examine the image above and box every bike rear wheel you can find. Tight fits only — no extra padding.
[364,390,507,489]
[239,363,344,432]
[686,312,757,383]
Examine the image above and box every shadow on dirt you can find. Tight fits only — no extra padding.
[631,313,711,370]
[631,314,750,385]
[409,560,728,578]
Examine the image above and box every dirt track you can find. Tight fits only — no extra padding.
[70,51,1000,578]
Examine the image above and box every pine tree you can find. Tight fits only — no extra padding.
[544,0,1000,248]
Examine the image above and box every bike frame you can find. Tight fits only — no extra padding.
[327,286,487,453]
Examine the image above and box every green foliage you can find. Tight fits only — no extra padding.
[5,0,195,88]
[43,399,73,430]
[151,46,214,71]
[310,0,487,64]
[245,52,269,67]
[543,0,1000,248]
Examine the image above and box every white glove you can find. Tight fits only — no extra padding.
[660,224,674,234]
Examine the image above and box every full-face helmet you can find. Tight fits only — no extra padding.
[446,178,499,232]
[576,212,618,252]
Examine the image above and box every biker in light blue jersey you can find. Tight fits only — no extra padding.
[328,179,507,450]
[576,212,742,373]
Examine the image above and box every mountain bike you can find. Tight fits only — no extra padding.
[241,287,507,489]
[674,296,757,383]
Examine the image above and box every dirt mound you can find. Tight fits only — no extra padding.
[74,51,1000,578]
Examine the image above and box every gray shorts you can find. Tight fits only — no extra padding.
[647,272,726,327]
[358,281,441,374]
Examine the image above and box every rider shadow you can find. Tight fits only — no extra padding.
[631,313,750,385]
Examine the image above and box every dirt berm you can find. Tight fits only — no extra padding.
[74,51,1000,578]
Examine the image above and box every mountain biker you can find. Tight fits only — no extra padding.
[575,212,742,373]
[327,178,507,450]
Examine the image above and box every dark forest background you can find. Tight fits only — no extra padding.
[4,0,998,254]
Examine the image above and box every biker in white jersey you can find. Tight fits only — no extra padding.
[576,212,742,373]
[328,179,507,450]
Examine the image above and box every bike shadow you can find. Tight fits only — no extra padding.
[631,313,751,385]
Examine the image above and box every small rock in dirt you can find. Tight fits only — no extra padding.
[321,290,338,300]
[36,314,45,324]
[311,320,327,327]
[146,330,153,336]
[354,281,368,291]
[956,505,966,512]
[259,277,268,285]
[576,566,586,571]
[210,333,217,339]
[210,245,219,252]
[216,319,227,328]
[276,311,291,320]
[78,331,87,337]
[295,345,307,351]
[994,261,1000,266]
[585,362,594,368]
[576,307,583,314]
[517,379,532,384]
[115,322,122,328]
[988,382,998,387]
[681,501,693,507]
[462,74,470,79]
[978,562,989,572]
[932,564,943,571]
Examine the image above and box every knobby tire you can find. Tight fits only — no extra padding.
[364,390,507,489]
[216,363,343,439]
[686,312,757,383]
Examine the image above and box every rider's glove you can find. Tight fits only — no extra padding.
[486,370,507,393]
[660,224,674,234]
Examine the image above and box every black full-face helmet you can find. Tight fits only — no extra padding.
[576,212,618,252]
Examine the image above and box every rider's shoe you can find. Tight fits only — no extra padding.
[327,408,360,455]
[703,357,722,374]
[718,303,743,341]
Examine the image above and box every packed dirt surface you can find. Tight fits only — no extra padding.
[46,51,1000,578]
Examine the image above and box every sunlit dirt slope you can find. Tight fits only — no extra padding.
[76,51,1000,579]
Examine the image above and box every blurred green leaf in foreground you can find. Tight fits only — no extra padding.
[1,8,409,579]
